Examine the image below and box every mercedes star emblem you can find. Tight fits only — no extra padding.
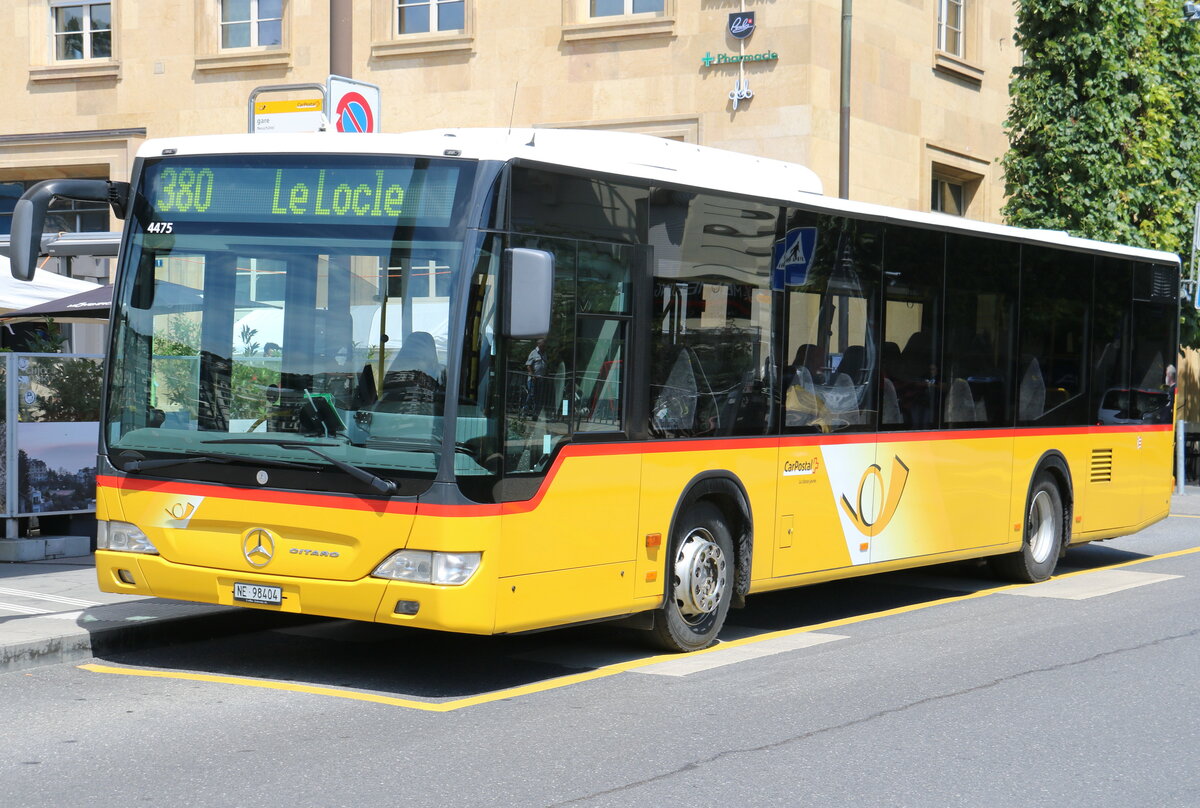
[242,528,275,568]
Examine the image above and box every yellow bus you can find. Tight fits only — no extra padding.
[9,129,1180,651]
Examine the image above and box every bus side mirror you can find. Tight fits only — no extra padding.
[503,248,553,338]
[10,179,122,281]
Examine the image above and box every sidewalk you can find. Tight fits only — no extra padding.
[3,486,1200,675]
[0,554,248,674]
[1171,483,1200,515]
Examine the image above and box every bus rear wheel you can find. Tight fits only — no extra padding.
[650,502,734,652]
[989,471,1064,583]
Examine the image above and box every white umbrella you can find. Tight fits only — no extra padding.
[0,256,99,313]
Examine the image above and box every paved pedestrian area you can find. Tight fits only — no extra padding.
[0,555,234,673]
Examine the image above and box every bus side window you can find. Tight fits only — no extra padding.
[1130,262,1179,423]
[501,237,575,472]
[648,190,777,437]
[880,225,942,432]
[1090,258,1132,425]
[944,234,1018,428]
[783,212,880,434]
[1017,247,1091,426]
[575,245,633,434]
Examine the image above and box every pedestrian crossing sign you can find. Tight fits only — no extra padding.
[772,227,818,290]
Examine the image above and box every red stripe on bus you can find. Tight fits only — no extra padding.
[783,423,1173,446]
[96,475,420,515]
[96,422,1174,517]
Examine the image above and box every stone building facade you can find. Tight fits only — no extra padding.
[8,3,1200,454]
[2,0,1019,238]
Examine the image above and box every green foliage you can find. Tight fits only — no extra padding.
[229,359,278,421]
[26,356,102,422]
[1003,0,1200,346]
[151,315,279,422]
[239,324,260,357]
[17,318,101,422]
[1183,303,1200,348]
[230,324,275,421]
[21,318,68,354]
[152,315,201,418]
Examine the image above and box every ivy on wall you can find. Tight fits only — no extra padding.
[1002,0,1200,347]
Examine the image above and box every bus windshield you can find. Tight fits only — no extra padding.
[105,153,478,493]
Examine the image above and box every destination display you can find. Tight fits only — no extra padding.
[140,157,468,228]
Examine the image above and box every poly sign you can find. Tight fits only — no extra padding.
[328,75,381,133]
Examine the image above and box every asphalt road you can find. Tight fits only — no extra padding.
[3,512,1198,807]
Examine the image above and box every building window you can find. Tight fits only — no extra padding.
[221,0,282,49]
[397,0,464,34]
[0,180,109,235]
[931,176,965,216]
[51,1,112,60]
[562,0,674,42]
[591,0,663,16]
[937,0,964,56]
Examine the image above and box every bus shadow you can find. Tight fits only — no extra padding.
[94,543,1154,702]
[723,542,1152,635]
[97,617,657,701]
[1056,542,1153,572]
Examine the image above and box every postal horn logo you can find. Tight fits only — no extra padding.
[839,455,910,535]
[165,502,195,521]
[242,528,275,568]
[163,497,203,528]
[728,12,756,40]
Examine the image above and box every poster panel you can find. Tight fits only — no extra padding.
[15,355,101,516]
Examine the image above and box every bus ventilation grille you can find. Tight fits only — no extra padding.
[1137,264,1179,301]
[1149,265,1178,300]
[1090,448,1113,483]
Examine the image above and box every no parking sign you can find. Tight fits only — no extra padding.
[328,75,381,133]
[335,92,374,133]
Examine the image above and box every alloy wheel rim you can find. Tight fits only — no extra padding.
[1027,489,1056,564]
[672,527,728,623]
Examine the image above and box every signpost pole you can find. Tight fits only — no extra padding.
[1178,419,1187,495]
[839,0,853,199]
[1190,201,1200,309]
[4,354,15,538]
[330,0,352,78]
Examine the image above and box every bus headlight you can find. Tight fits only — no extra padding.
[96,520,159,555]
[372,551,481,585]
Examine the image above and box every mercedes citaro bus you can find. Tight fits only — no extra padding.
[8,129,1179,651]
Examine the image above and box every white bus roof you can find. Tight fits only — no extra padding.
[136,129,1179,266]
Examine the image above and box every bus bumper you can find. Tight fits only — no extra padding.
[95,550,499,635]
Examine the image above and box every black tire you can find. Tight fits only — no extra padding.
[989,471,1064,583]
[649,501,735,652]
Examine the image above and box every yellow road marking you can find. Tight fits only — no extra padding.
[1171,513,1200,519]
[79,544,1200,711]
[76,662,643,712]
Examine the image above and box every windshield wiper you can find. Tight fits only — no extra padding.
[118,450,320,473]
[360,437,476,456]
[119,452,232,472]
[203,438,397,495]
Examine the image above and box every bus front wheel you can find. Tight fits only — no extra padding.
[650,502,734,652]
[990,471,1064,583]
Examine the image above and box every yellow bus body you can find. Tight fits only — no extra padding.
[95,423,1173,635]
